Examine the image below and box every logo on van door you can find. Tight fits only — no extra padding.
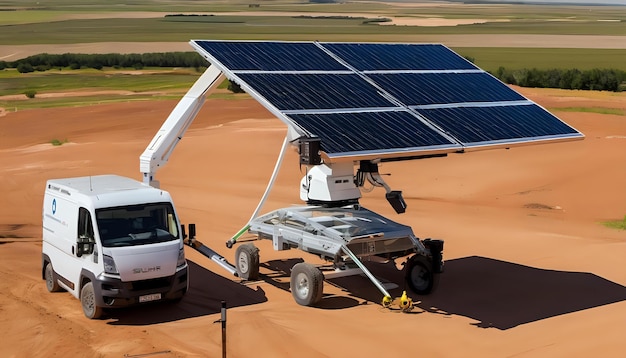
[133,266,161,274]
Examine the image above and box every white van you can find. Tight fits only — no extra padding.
[41,175,189,319]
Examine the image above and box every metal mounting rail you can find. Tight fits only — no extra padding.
[340,245,391,299]
[187,238,238,277]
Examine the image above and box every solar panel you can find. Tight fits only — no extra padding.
[323,42,478,71]
[368,72,525,106]
[191,40,583,161]
[194,41,347,71]
[235,73,395,111]
[287,111,460,157]
[415,104,581,146]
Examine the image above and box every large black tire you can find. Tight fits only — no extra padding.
[405,255,434,295]
[290,263,324,306]
[44,262,62,293]
[235,243,260,280]
[81,281,103,319]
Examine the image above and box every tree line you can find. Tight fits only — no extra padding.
[1,52,624,92]
[492,67,625,92]
[0,52,206,72]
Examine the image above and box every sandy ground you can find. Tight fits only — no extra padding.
[0,85,625,357]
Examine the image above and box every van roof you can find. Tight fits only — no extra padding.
[46,175,171,208]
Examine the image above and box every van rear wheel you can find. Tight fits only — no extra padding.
[81,281,103,319]
[44,262,62,292]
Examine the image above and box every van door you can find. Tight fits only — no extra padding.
[75,207,101,276]
[43,194,80,296]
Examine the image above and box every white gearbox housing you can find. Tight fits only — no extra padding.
[300,163,361,203]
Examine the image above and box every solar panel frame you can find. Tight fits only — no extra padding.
[190,39,584,162]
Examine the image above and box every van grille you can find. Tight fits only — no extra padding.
[131,277,171,291]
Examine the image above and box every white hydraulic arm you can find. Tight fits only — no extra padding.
[140,65,224,187]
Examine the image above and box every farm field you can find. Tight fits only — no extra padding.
[0,1,625,358]
[1,0,626,64]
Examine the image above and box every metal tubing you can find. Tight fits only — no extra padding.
[340,245,391,298]
[221,301,227,358]
[249,135,290,221]
[196,244,238,277]
[226,224,250,247]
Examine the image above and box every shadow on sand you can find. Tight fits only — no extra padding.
[330,255,626,329]
[106,260,267,325]
[106,255,626,329]
[417,256,626,329]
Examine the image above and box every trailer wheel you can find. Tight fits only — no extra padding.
[406,255,434,295]
[290,263,324,306]
[44,262,62,292]
[81,281,103,319]
[235,243,260,280]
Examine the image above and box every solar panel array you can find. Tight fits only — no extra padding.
[191,40,583,160]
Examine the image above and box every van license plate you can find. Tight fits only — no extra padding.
[139,293,161,303]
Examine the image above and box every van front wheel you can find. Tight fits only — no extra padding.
[81,281,103,319]
[44,262,62,292]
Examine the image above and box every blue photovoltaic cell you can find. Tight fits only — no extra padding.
[236,73,395,111]
[287,111,457,155]
[322,43,478,71]
[194,41,347,72]
[369,72,525,106]
[415,104,580,145]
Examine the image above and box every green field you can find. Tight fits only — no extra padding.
[455,48,626,72]
[1,0,625,41]
[0,12,624,46]
[0,68,202,95]
[0,67,244,110]
[0,0,624,109]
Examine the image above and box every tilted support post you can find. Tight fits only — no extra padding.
[140,65,224,187]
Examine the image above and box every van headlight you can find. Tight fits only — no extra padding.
[177,248,186,267]
[103,255,118,274]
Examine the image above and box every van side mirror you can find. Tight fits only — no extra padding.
[76,235,95,257]
[189,223,196,240]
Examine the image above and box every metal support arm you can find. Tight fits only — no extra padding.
[140,65,224,186]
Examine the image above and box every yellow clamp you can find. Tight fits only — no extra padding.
[381,295,393,308]
[399,291,413,312]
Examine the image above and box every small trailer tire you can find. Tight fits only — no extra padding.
[81,281,103,319]
[235,243,260,280]
[290,263,324,306]
[406,255,434,295]
[44,262,62,292]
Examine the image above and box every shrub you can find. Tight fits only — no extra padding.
[227,80,245,93]
[602,215,626,230]
[50,138,68,146]
[23,90,37,99]
[17,63,34,73]
[492,67,626,92]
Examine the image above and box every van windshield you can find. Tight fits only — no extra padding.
[96,202,179,247]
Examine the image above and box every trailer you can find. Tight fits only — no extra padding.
[139,40,583,311]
